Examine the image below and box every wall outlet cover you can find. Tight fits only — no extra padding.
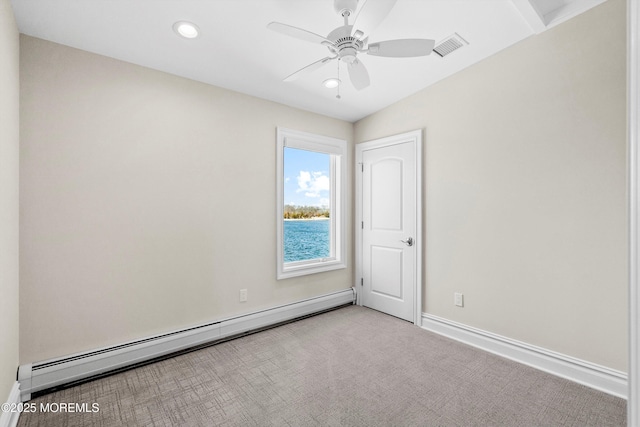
[454,292,464,307]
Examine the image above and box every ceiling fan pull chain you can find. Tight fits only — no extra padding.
[336,60,342,99]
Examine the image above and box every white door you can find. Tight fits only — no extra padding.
[357,130,422,324]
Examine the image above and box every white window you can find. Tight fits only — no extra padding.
[276,128,347,279]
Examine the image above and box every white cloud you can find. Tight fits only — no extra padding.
[297,170,329,198]
[297,171,311,191]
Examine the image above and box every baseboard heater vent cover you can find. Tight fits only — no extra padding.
[18,288,355,401]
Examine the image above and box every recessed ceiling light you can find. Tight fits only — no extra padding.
[323,78,341,89]
[173,21,200,39]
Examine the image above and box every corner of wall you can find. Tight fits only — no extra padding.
[0,0,20,413]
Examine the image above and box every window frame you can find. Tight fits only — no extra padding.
[276,127,347,280]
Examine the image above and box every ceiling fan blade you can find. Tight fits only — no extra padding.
[284,56,335,82]
[267,22,331,45]
[367,39,436,57]
[348,59,370,90]
[351,0,398,39]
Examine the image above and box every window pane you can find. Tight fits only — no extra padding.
[276,127,346,280]
[284,219,329,262]
[283,147,331,263]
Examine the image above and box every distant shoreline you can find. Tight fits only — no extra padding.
[283,217,329,221]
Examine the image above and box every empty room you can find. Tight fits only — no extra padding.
[1,0,639,425]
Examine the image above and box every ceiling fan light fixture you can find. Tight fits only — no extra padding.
[173,21,200,39]
[323,78,341,88]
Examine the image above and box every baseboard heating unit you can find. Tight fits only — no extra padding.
[18,288,355,401]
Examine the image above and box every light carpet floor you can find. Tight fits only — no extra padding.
[17,305,626,426]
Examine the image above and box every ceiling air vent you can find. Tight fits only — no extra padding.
[433,33,468,58]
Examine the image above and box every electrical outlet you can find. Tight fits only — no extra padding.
[239,289,248,302]
[454,292,464,307]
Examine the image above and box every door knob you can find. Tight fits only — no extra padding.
[400,237,414,247]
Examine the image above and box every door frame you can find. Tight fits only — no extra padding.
[628,0,639,423]
[355,129,423,326]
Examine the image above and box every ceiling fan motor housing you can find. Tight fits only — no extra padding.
[327,25,363,64]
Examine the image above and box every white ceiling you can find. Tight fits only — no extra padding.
[10,0,605,122]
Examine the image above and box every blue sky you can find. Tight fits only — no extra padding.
[284,148,330,207]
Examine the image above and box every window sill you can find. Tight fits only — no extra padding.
[277,259,346,280]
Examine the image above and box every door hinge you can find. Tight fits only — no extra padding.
[361,221,364,229]
[361,277,364,286]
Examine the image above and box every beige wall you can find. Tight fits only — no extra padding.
[19,35,353,364]
[355,0,627,371]
[0,0,20,403]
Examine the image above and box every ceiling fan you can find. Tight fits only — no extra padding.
[267,0,435,91]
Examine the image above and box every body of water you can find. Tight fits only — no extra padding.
[284,219,330,262]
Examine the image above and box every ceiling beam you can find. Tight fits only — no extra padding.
[542,0,607,29]
[510,0,547,34]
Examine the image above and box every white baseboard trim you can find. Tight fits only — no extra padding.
[421,313,628,399]
[18,289,355,401]
[0,381,21,427]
